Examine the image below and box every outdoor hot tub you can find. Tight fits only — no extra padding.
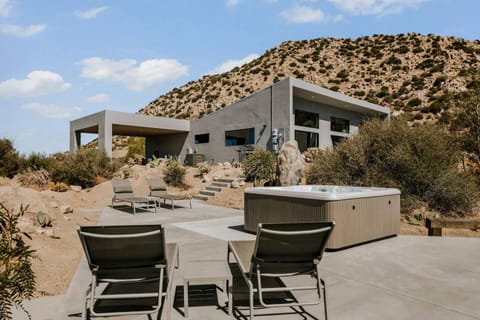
[244,185,401,250]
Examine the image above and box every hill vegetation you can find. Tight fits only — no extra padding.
[140,33,480,128]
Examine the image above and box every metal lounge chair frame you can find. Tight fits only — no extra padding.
[77,225,178,319]
[111,179,156,214]
[148,178,192,210]
[228,222,335,320]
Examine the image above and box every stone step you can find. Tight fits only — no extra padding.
[212,182,230,188]
[193,194,209,201]
[206,186,223,192]
[200,190,217,197]
[217,178,245,183]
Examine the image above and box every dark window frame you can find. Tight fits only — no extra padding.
[225,128,255,146]
[295,109,319,129]
[295,130,319,152]
[330,117,350,133]
[194,133,210,144]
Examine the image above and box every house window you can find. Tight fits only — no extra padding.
[295,130,318,152]
[295,110,319,128]
[331,135,346,147]
[195,133,209,144]
[225,128,255,146]
[331,117,350,133]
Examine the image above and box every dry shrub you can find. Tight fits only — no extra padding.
[49,182,69,192]
[16,169,51,190]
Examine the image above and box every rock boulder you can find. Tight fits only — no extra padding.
[277,141,304,186]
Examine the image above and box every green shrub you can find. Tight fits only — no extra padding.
[22,152,55,172]
[51,149,116,188]
[0,139,22,178]
[127,137,145,159]
[242,148,277,186]
[163,158,186,187]
[0,203,35,320]
[306,119,478,215]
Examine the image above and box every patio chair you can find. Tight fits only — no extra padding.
[111,179,156,214]
[148,178,192,210]
[77,224,178,320]
[228,222,335,320]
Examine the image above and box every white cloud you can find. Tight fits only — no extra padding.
[74,6,109,19]
[0,24,46,37]
[226,0,240,7]
[79,57,189,91]
[281,5,337,23]
[0,71,71,98]
[22,103,81,119]
[208,53,259,75]
[328,0,428,16]
[86,93,110,104]
[0,0,13,17]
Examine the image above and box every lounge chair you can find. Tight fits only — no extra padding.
[148,178,192,210]
[77,224,178,320]
[111,179,156,214]
[227,222,335,320]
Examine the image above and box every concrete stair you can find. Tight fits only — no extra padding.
[194,177,245,201]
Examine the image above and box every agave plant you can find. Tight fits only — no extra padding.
[0,203,36,320]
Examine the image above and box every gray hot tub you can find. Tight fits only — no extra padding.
[244,185,401,250]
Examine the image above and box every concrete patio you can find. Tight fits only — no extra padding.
[14,200,480,319]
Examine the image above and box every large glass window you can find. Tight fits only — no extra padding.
[331,117,350,133]
[295,110,319,128]
[295,130,319,152]
[194,133,209,144]
[225,128,255,146]
[331,135,346,147]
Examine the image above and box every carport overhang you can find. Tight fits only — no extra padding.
[70,110,190,157]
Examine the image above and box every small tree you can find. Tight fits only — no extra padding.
[163,158,186,187]
[0,203,36,320]
[242,148,277,186]
[0,139,22,178]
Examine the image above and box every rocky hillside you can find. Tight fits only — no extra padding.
[140,33,480,124]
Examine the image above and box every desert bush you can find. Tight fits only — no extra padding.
[51,149,116,188]
[127,137,145,159]
[197,162,210,175]
[0,203,35,320]
[163,158,186,187]
[242,148,277,186]
[22,152,55,172]
[49,182,69,192]
[307,119,478,215]
[0,139,22,178]
[16,169,51,190]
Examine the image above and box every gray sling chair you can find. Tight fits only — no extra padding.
[148,178,192,210]
[77,225,178,320]
[227,222,335,320]
[111,179,156,214]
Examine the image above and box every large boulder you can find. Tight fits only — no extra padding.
[277,141,304,186]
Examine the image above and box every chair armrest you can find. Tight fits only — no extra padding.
[228,240,255,275]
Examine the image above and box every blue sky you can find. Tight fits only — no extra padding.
[1,0,479,155]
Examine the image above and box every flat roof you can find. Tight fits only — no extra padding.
[290,77,390,116]
[71,110,190,136]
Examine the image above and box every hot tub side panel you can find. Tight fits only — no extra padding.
[244,192,400,249]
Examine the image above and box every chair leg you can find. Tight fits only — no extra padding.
[321,278,328,320]
[249,290,254,320]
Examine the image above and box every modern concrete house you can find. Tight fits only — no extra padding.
[70,77,390,162]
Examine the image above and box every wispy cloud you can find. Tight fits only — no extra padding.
[328,0,428,16]
[208,53,259,75]
[0,0,13,17]
[226,0,240,7]
[74,6,109,19]
[0,24,46,37]
[281,5,341,23]
[79,57,189,91]
[22,103,81,119]
[86,93,110,104]
[0,71,71,98]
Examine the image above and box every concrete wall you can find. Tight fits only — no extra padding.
[185,87,273,163]
[293,96,365,149]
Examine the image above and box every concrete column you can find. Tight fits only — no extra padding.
[98,120,112,157]
[69,128,82,153]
